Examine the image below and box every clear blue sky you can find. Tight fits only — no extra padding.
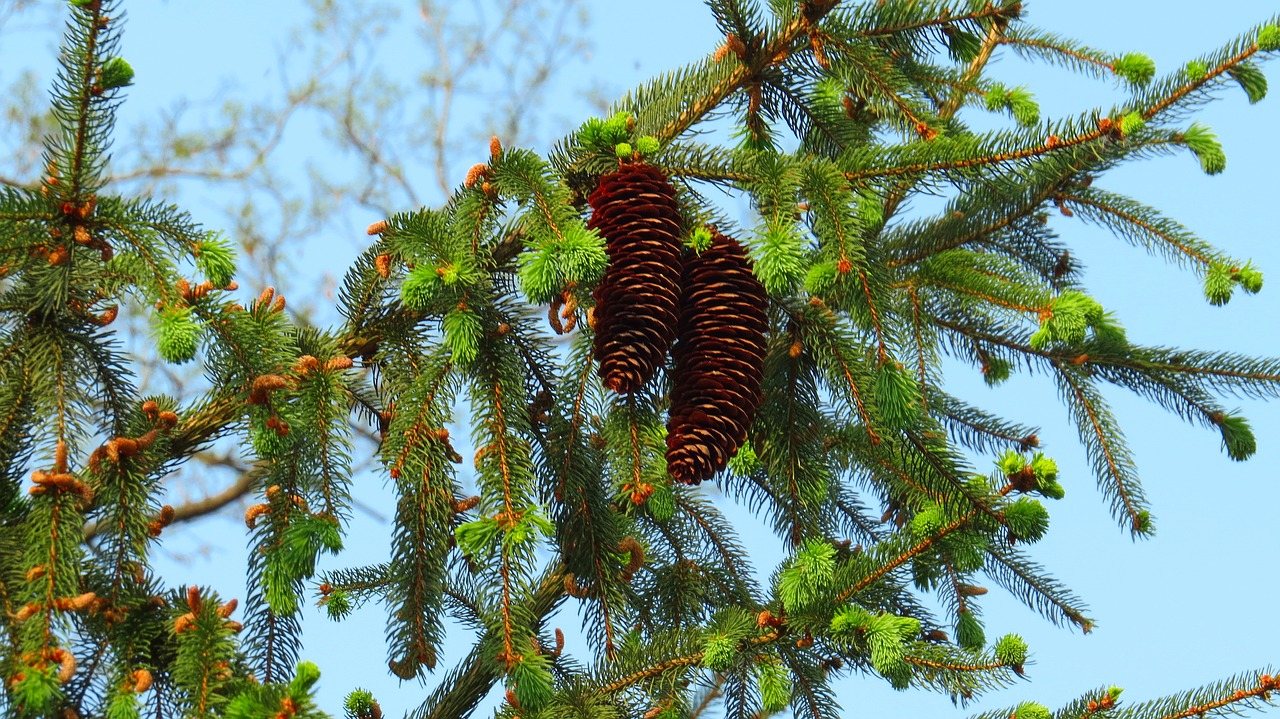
[6,1,1280,717]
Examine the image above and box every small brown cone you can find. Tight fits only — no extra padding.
[665,230,767,485]
[589,163,684,394]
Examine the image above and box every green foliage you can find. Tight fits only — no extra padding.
[1218,413,1257,461]
[1029,291,1108,349]
[3,2,1280,719]
[577,112,633,150]
[985,84,1041,127]
[1004,498,1051,543]
[1228,62,1269,103]
[343,690,379,719]
[755,657,793,712]
[1183,122,1227,175]
[509,650,554,710]
[994,634,1029,667]
[1112,52,1156,85]
[874,361,921,430]
[1260,25,1280,51]
[1120,111,1146,136]
[955,609,985,651]
[195,232,238,286]
[517,224,607,304]
[154,304,200,363]
[1013,701,1052,719]
[441,305,482,365]
[99,56,135,89]
[777,539,837,612]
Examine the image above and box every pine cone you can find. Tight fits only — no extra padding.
[589,163,684,394]
[666,230,768,485]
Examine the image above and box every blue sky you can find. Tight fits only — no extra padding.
[6,1,1280,717]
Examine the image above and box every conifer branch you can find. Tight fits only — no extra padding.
[408,564,567,719]
[834,504,985,605]
[997,34,1115,76]
[854,4,1017,38]
[62,2,108,200]
[940,19,1006,118]
[1053,364,1148,533]
[1142,43,1264,122]
[902,655,1005,672]
[1058,190,1215,268]
[655,5,840,142]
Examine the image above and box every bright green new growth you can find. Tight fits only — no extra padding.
[195,232,237,287]
[1112,52,1156,85]
[1183,122,1227,175]
[577,112,633,150]
[517,224,607,304]
[1260,25,1280,51]
[874,361,921,430]
[994,634,1029,667]
[777,539,838,612]
[1120,111,1146,136]
[343,689,377,719]
[985,84,1040,127]
[1219,413,1257,461]
[754,657,793,711]
[99,57,135,89]
[1013,702,1052,719]
[155,305,200,363]
[1028,291,1121,350]
[1229,62,1269,103]
[5,1,1280,719]
[634,135,661,156]
[1004,499,1051,543]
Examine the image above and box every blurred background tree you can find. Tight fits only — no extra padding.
[0,0,591,529]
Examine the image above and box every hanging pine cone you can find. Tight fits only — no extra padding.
[666,229,768,485]
[589,163,684,394]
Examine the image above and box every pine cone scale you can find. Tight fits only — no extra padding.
[665,230,769,485]
[589,163,685,394]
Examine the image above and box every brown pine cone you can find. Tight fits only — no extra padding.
[666,230,768,485]
[589,163,685,394]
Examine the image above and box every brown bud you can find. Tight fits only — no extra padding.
[249,374,288,403]
[294,355,320,376]
[73,225,91,244]
[131,668,153,693]
[324,356,353,372]
[464,163,489,188]
[489,135,502,159]
[375,253,392,278]
[52,648,76,683]
[563,573,588,598]
[245,503,269,528]
[66,592,98,612]
[217,598,238,618]
[14,603,40,621]
[366,220,389,236]
[48,245,70,266]
[256,286,276,310]
[174,613,195,634]
[135,429,158,451]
